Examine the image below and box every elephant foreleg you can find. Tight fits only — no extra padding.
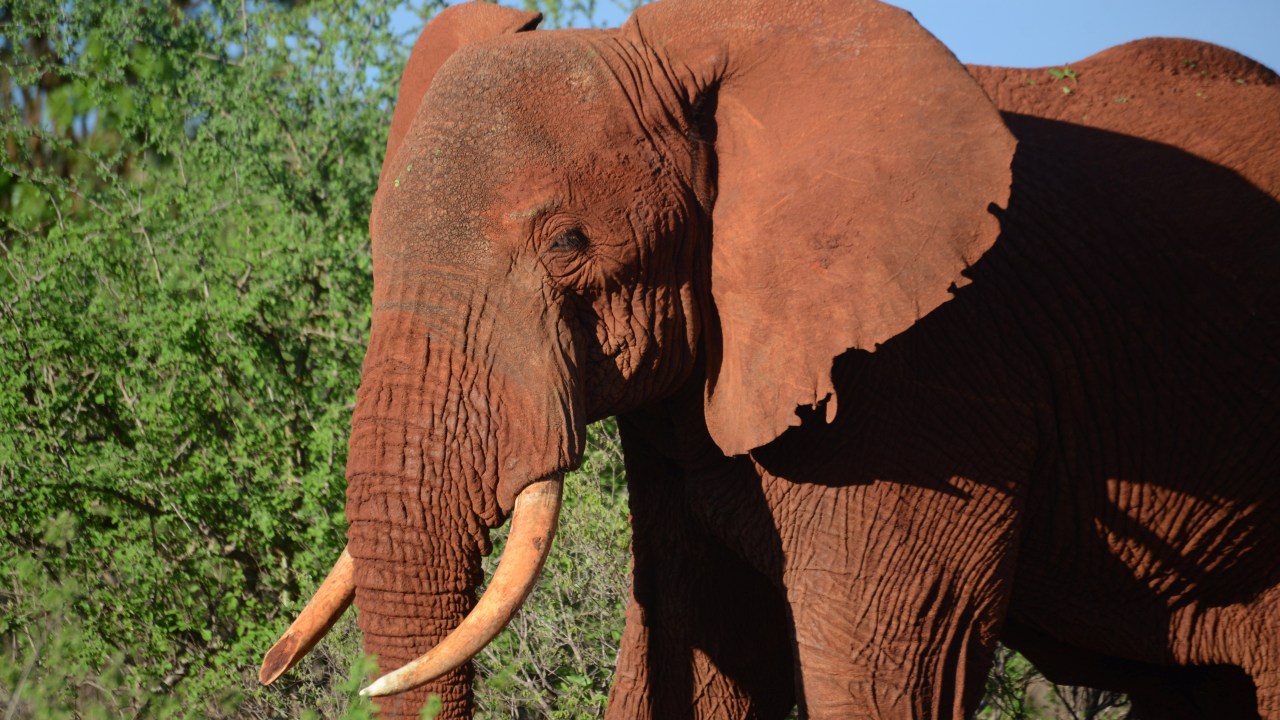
[773,476,1020,720]
[606,420,796,720]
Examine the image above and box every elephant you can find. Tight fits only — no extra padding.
[257,0,1280,717]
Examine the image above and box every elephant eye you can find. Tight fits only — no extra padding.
[549,228,589,254]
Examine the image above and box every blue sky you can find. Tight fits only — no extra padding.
[881,0,1280,71]
[402,1,1280,72]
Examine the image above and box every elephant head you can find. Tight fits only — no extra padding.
[260,0,1014,716]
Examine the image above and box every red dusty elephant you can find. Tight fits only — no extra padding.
[258,0,1280,717]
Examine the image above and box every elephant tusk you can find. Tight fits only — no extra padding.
[259,546,356,686]
[359,476,563,698]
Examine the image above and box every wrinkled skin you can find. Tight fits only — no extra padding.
[325,0,1280,718]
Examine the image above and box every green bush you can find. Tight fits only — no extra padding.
[1,0,403,714]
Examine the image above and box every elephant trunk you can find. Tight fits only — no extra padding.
[341,310,497,720]
[361,477,562,698]
[348,536,477,718]
[345,406,487,720]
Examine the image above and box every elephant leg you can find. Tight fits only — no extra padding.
[606,421,796,720]
[1126,666,1259,720]
[773,478,1019,720]
[1004,618,1260,720]
[1232,593,1280,719]
[1166,587,1280,719]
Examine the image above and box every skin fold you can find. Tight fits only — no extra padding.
[267,0,1280,717]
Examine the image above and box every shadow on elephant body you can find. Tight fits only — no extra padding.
[638,115,1280,713]
[754,112,1279,489]
[980,114,1280,674]
[1004,618,1260,720]
[612,391,798,719]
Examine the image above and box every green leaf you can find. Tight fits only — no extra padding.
[420,694,443,720]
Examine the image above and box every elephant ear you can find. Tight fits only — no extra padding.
[378,2,542,187]
[626,0,1015,456]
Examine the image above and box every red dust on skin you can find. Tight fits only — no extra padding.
[967,37,1280,196]
[262,1,1280,718]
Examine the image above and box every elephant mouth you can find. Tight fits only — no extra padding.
[257,475,564,694]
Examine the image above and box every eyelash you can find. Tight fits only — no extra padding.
[549,228,589,253]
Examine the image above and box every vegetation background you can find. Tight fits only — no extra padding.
[1,1,1129,717]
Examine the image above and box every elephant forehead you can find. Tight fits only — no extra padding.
[437,32,611,118]
[372,33,636,266]
[429,32,642,163]
[371,121,502,268]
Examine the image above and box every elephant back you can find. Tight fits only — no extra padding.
[967,38,1280,199]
